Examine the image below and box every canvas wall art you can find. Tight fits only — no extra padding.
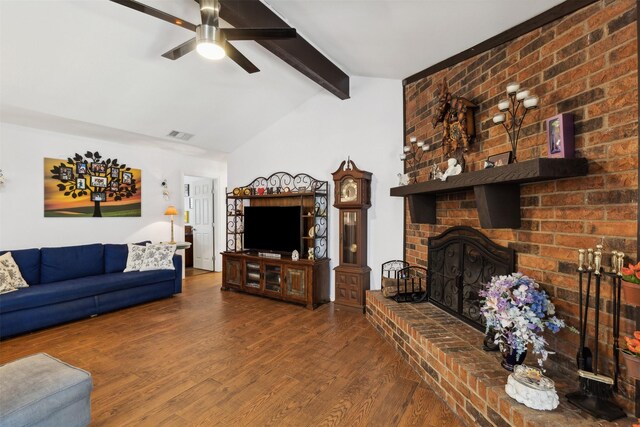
[44,151,142,217]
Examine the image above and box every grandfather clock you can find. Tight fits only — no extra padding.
[332,159,372,312]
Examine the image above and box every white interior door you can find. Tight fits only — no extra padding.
[192,178,214,271]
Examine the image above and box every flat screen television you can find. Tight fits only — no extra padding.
[243,206,302,253]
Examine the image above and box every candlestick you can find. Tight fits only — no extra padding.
[618,252,625,276]
[587,248,594,270]
[403,146,411,153]
[400,153,407,160]
[523,95,539,109]
[515,89,530,101]
[410,137,417,143]
[578,249,585,272]
[493,83,540,162]
[506,82,520,94]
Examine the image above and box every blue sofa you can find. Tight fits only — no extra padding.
[0,242,182,339]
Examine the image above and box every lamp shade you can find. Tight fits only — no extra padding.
[164,206,178,216]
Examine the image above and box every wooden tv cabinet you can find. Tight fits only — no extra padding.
[221,252,330,310]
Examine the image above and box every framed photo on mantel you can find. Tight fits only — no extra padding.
[546,113,574,158]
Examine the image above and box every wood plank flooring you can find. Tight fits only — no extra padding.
[0,273,461,426]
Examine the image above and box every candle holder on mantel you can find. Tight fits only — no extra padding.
[400,137,435,183]
[492,82,539,162]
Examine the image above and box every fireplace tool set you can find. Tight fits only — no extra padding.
[566,245,626,421]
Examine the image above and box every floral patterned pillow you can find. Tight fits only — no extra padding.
[124,244,147,272]
[0,268,19,294]
[0,252,29,289]
[140,244,176,271]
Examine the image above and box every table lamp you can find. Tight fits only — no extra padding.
[164,205,178,244]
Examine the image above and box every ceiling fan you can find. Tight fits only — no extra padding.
[110,0,297,73]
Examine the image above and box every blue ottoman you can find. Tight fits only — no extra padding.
[0,353,92,427]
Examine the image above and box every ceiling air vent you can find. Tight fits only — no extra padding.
[167,130,194,141]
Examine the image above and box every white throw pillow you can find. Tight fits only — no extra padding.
[0,269,18,294]
[140,244,176,271]
[124,244,147,272]
[0,252,28,289]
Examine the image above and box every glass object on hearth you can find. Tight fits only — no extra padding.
[342,211,358,264]
[512,365,555,391]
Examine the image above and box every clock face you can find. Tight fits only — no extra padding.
[340,178,358,202]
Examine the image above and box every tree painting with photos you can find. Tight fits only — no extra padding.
[44,151,142,217]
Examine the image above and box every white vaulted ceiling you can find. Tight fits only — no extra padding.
[0,0,564,156]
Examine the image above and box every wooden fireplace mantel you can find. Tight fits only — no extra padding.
[390,157,589,228]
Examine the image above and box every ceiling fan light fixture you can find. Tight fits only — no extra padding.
[196,24,225,60]
[200,0,219,13]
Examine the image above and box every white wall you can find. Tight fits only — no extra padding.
[0,123,227,269]
[227,76,404,297]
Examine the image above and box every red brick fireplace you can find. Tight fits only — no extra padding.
[380,0,639,421]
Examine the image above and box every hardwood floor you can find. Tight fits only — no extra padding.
[0,273,461,426]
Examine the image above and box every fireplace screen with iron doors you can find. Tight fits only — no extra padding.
[427,226,515,331]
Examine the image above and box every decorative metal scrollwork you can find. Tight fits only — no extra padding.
[225,171,329,259]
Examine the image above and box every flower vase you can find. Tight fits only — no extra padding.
[501,347,527,371]
[621,281,640,306]
[622,352,640,379]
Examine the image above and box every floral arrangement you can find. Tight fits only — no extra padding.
[623,331,640,357]
[479,273,565,366]
[622,262,640,285]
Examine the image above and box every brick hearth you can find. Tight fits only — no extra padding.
[366,291,634,427]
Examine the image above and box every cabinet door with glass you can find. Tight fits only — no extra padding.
[284,265,308,302]
[263,263,283,296]
[243,261,262,292]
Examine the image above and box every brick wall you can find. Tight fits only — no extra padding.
[403,0,638,412]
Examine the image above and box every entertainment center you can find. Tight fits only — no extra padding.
[221,172,330,309]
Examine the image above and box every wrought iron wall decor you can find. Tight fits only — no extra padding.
[44,152,141,217]
[427,226,515,331]
[226,171,329,259]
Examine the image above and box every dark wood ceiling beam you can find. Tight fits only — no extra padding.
[217,0,349,99]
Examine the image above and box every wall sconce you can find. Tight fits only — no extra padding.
[492,82,539,162]
[400,137,432,183]
[161,179,169,200]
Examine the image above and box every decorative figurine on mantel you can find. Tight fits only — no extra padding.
[397,173,409,186]
[440,158,462,181]
[431,77,477,162]
[429,163,443,181]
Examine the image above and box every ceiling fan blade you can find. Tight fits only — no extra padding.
[221,28,297,41]
[225,42,259,74]
[162,38,197,60]
[109,0,197,32]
